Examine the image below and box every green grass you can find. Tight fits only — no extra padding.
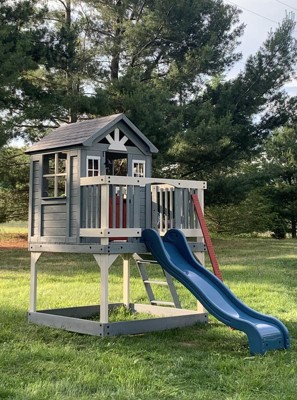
[0,236,296,399]
[0,221,28,238]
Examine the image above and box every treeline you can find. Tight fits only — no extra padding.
[0,0,297,237]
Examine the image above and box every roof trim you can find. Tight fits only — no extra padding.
[25,113,158,154]
[83,114,158,153]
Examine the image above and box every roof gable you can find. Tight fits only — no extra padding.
[26,114,158,154]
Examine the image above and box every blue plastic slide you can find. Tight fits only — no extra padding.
[142,229,290,355]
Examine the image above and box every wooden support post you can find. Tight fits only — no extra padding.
[93,254,118,323]
[151,185,158,230]
[122,254,130,308]
[100,183,110,245]
[192,193,223,281]
[195,189,206,313]
[29,252,42,312]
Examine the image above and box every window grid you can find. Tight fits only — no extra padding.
[87,156,101,177]
[43,153,67,198]
[133,160,146,178]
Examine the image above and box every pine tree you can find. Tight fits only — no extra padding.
[169,17,297,179]
[263,126,297,238]
[0,0,46,147]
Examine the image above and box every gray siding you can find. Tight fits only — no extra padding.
[31,160,40,238]
[140,187,146,228]
[69,155,79,238]
[41,203,67,238]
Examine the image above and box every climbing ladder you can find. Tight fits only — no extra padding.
[134,257,181,308]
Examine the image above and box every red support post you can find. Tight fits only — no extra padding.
[191,194,223,281]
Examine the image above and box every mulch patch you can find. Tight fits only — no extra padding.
[0,236,28,250]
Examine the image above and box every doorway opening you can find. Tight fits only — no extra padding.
[105,152,128,176]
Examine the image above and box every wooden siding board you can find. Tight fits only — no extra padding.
[174,188,182,228]
[133,186,140,227]
[40,236,67,243]
[37,155,43,241]
[145,185,152,229]
[42,220,68,228]
[42,204,67,213]
[81,186,87,229]
[66,153,71,240]
[28,159,34,237]
[42,228,66,236]
[42,213,67,221]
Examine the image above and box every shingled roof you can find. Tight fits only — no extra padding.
[26,113,158,154]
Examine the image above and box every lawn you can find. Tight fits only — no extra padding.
[0,230,296,399]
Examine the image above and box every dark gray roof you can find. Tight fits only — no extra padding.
[26,113,158,154]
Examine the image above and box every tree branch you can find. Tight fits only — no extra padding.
[57,0,67,11]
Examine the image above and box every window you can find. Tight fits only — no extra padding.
[43,152,67,198]
[133,160,146,178]
[87,156,100,177]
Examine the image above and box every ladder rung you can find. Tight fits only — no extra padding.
[151,301,175,306]
[137,260,158,265]
[143,280,168,286]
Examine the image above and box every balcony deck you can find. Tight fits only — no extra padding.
[29,176,206,254]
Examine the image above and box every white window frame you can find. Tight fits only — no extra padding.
[87,156,101,177]
[42,152,67,198]
[132,160,146,178]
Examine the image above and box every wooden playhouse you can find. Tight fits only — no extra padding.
[25,113,208,336]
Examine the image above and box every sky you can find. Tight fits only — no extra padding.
[225,0,297,95]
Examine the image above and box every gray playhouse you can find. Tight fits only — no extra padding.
[25,113,207,336]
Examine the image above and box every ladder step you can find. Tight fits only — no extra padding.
[135,255,182,309]
[143,280,168,286]
[137,260,158,265]
[151,301,175,306]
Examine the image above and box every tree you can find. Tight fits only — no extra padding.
[0,147,29,222]
[206,189,275,236]
[1,1,297,185]
[169,17,297,180]
[82,0,243,83]
[205,122,297,239]
[1,0,244,146]
[0,0,110,144]
[263,126,297,238]
[84,0,244,156]
[0,0,47,147]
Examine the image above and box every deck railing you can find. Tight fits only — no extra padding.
[80,176,206,241]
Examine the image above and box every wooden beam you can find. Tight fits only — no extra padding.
[122,254,130,307]
[80,176,207,190]
[191,194,223,281]
[93,254,118,323]
[80,228,142,238]
[29,252,42,312]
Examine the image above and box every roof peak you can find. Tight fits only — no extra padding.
[25,113,158,154]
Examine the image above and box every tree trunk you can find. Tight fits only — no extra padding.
[110,1,122,81]
[64,0,78,123]
[111,51,120,81]
[291,217,296,238]
[65,0,71,27]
